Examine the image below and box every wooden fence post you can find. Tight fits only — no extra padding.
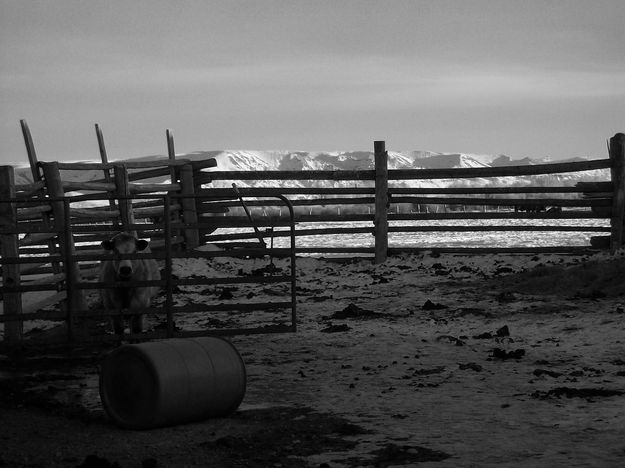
[21,120,63,276]
[374,140,388,263]
[180,163,199,249]
[20,119,42,183]
[0,166,23,343]
[166,129,182,246]
[609,133,625,252]
[40,162,86,338]
[95,124,118,214]
[114,165,135,232]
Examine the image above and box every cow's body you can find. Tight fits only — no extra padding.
[99,232,160,334]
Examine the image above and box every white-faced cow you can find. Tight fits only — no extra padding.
[99,232,160,334]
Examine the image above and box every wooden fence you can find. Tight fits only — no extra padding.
[0,186,298,347]
[196,134,624,262]
[0,122,623,347]
[0,122,300,347]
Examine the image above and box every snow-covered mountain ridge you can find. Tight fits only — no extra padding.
[11,150,607,189]
[164,150,608,189]
[185,149,563,172]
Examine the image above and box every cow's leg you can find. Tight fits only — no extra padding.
[130,313,144,334]
[128,294,149,334]
[102,292,125,335]
[113,315,125,335]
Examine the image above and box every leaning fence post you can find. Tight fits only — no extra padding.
[166,129,182,246]
[0,165,23,343]
[40,161,86,337]
[180,163,199,249]
[20,120,63,277]
[609,133,625,252]
[95,124,118,214]
[374,140,388,263]
[20,119,42,183]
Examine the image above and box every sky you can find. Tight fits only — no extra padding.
[1,0,624,165]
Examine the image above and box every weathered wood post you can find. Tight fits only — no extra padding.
[20,120,62,276]
[180,163,199,249]
[0,166,23,343]
[20,119,42,183]
[40,162,86,338]
[374,140,388,263]
[114,165,135,232]
[609,133,625,252]
[95,124,118,213]
[166,129,182,246]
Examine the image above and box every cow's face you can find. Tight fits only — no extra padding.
[102,233,149,280]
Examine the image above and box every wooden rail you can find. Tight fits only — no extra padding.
[1,125,623,347]
[198,158,610,182]
[0,190,298,347]
[197,138,621,261]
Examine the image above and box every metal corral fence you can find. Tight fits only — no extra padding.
[0,190,297,348]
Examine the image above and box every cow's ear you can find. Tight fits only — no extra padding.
[136,239,149,251]
[102,240,114,251]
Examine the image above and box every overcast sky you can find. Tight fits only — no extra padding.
[1,0,623,165]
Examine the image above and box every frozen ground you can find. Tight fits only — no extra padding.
[1,249,625,467]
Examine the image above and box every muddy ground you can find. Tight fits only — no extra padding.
[1,252,625,467]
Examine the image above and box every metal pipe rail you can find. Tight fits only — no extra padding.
[1,191,298,347]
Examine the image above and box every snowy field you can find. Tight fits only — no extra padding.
[221,219,611,250]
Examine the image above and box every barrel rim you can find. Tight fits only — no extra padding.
[99,344,161,430]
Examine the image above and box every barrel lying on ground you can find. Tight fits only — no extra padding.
[99,337,246,430]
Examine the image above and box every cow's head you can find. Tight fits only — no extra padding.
[102,233,150,280]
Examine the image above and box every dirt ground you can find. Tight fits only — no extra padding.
[1,251,625,467]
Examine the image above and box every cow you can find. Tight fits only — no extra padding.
[99,232,160,334]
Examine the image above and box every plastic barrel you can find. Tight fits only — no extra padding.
[99,337,246,430]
